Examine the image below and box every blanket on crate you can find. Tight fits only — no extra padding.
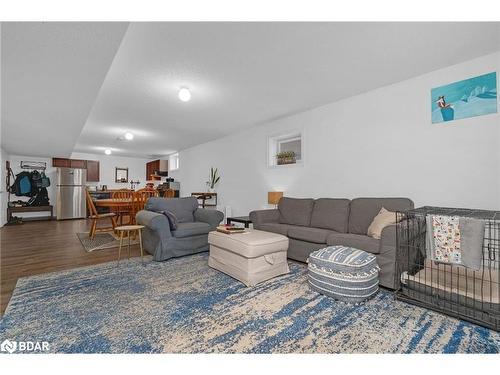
[426,215,485,270]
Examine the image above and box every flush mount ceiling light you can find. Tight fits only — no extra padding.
[104,149,112,155]
[117,132,134,141]
[178,87,191,102]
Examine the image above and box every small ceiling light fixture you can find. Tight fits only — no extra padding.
[124,132,134,140]
[178,87,191,102]
[104,149,112,155]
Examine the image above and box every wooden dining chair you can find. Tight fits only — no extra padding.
[112,189,134,225]
[164,188,175,198]
[85,189,118,239]
[130,188,158,224]
[112,189,134,199]
[135,188,159,197]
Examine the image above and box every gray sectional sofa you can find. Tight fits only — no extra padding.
[136,197,224,261]
[250,197,414,289]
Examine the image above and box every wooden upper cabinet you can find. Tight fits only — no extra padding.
[53,158,99,181]
[52,158,71,168]
[70,159,87,169]
[86,160,100,182]
[146,159,161,180]
[53,158,86,169]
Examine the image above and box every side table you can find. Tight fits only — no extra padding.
[115,225,145,265]
[226,216,252,228]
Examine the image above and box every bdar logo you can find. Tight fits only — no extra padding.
[1,339,17,353]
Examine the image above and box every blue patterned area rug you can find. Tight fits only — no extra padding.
[1,253,499,353]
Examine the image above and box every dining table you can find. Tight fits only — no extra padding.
[94,198,133,209]
[94,198,134,226]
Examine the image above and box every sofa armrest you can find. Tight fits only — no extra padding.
[249,209,279,227]
[136,210,172,238]
[378,224,398,289]
[380,224,397,249]
[194,208,224,230]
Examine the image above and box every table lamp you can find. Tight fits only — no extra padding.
[268,191,283,208]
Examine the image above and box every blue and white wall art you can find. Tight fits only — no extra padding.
[431,72,497,124]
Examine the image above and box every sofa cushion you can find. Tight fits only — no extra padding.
[310,198,350,233]
[326,232,380,254]
[288,226,333,244]
[172,222,211,238]
[348,198,413,235]
[258,223,292,236]
[278,197,315,226]
[146,197,198,223]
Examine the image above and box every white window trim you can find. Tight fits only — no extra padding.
[267,130,304,168]
[169,153,180,171]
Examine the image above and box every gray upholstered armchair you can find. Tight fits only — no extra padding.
[136,197,223,261]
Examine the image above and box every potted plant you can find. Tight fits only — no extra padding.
[276,151,296,165]
[206,167,220,193]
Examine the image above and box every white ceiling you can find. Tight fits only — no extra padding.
[1,22,128,157]
[2,22,499,159]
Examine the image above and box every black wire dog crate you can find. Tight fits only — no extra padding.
[395,206,499,331]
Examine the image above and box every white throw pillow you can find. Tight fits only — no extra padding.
[367,207,397,239]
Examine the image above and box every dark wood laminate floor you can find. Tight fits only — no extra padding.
[0,219,141,315]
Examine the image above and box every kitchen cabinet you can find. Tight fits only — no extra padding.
[53,157,100,182]
[146,160,160,180]
[146,159,169,180]
[86,160,100,182]
[70,159,87,169]
[52,158,71,168]
[53,158,86,168]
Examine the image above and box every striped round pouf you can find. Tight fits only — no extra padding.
[308,246,380,303]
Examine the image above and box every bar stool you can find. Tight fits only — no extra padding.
[115,225,145,265]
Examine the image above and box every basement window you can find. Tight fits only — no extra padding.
[268,132,303,167]
[169,153,179,171]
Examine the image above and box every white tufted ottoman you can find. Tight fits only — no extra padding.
[208,229,289,286]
